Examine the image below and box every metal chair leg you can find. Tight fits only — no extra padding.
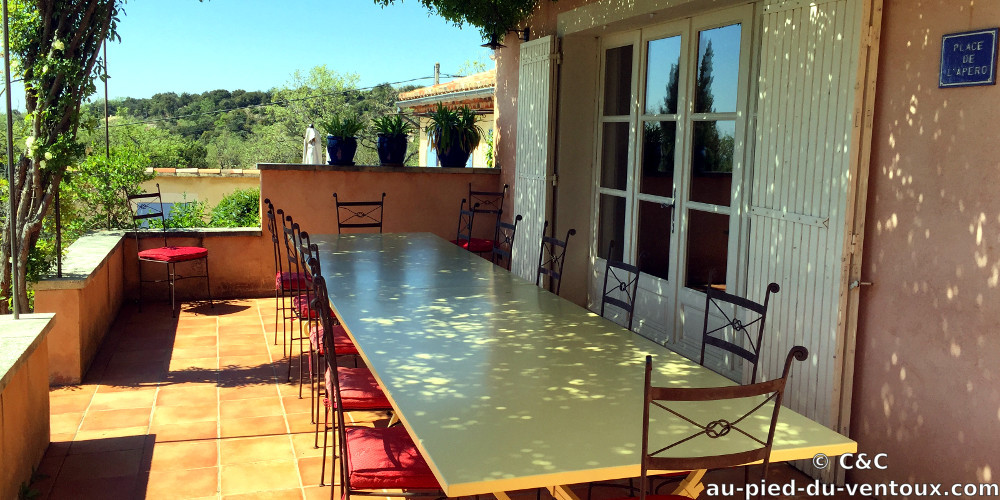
[169,262,177,318]
[204,256,214,309]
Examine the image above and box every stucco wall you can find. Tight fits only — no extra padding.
[142,172,260,208]
[0,337,50,500]
[853,0,999,489]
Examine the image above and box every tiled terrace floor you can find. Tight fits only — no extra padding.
[31,298,866,499]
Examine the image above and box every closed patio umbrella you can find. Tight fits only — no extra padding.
[302,124,323,165]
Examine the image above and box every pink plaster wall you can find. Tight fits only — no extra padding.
[853,0,1000,488]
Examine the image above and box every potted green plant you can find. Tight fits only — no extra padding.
[322,114,365,166]
[372,114,412,166]
[426,103,482,168]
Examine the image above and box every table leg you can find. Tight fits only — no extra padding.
[548,485,582,500]
[670,469,707,498]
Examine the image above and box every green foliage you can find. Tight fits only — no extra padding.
[64,146,155,234]
[484,128,495,168]
[210,188,261,228]
[373,0,543,40]
[426,104,482,154]
[157,195,210,229]
[371,115,412,137]
[322,114,365,138]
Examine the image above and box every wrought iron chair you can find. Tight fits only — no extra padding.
[326,289,444,500]
[281,215,312,385]
[464,183,508,255]
[490,212,523,271]
[265,200,306,352]
[700,282,780,384]
[309,272,394,487]
[451,198,480,251]
[127,183,212,317]
[600,241,641,330]
[333,192,386,233]
[535,220,576,296]
[627,347,807,500]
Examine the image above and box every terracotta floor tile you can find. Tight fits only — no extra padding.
[47,474,139,500]
[219,344,271,359]
[220,415,288,439]
[152,403,219,425]
[44,439,73,460]
[169,356,220,371]
[142,466,220,499]
[223,488,305,500]
[173,346,222,359]
[218,334,267,347]
[150,421,220,442]
[58,448,144,480]
[281,395,315,415]
[219,384,279,401]
[303,485,336,500]
[219,435,295,465]
[220,459,301,495]
[297,456,334,488]
[289,431,326,459]
[49,391,95,414]
[164,369,220,385]
[109,348,172,366]
[148,439,219,471]
[220,397,284,419]
[156,385,219,406]
[286,413,319,434]
[69,434,150,455]
[50,411,84,435]
[88,388,157,411]
[73,426,151,444]
[95,379,162,393]
[79,407,151,432]
[173,336,220,348]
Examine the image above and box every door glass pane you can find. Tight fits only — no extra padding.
[598,194,626,261]
[637,200,672,280]
[694,23,741,113]
[644,36,681,115]
[601,122,630,190]
[684,210,728,291]
[603,45,634,116]
[640,120,676,197]
[690,120,735,206]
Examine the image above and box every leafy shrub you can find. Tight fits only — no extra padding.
[210,188,260,228]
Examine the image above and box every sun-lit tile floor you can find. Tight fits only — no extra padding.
[31,297,867,500]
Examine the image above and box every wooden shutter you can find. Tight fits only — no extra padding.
[512,36,559,281]
[746,0,878,480]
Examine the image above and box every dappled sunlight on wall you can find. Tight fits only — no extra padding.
[853,0,1000,490]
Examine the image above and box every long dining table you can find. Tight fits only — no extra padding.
[314,232,856,499]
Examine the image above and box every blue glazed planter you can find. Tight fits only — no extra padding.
[327,135,358,166]
[377,134,408,166]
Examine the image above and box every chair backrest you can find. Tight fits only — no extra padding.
[126,183,169,249]
[490,212,523,271]
[600,241,641,330]
[455,198,479,247]
[469,183,507,232]
[700,282,780,384]
[535,220,576,296]
[281,214,306,295]
[639,346,808,500]
[264,199,283,275]
[333,192,386,233]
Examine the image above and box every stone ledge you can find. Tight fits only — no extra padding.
[146,167,261,178]
[127,227,262,238]
[257,163,500,174]
[0,313,54,392]
[35,231,125,290]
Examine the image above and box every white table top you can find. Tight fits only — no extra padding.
[315,233,855,496]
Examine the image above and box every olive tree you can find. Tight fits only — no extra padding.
[1,0,121,313]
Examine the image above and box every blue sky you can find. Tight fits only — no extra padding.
[9,0,491,109]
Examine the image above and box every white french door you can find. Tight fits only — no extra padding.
[591,5,754,374]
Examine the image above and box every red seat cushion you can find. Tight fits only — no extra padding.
[310,323,359,356]
[325,366,391,410]
[138,246,208,263]
[276,271,308,291]
[344,425,440,490]
[292,294,327,319]
[451,238,495,253]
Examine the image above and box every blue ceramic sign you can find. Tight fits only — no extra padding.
[940,28,998,88]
